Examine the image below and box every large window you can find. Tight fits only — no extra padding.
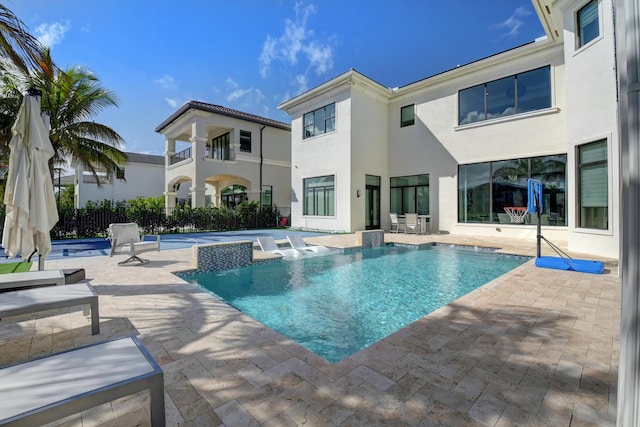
[303,103,335,139]
[577,0,599,48]
[401,104,415,127]
[208,132,233,160]
[578,140,608,229]
[303,175,335,216]
[240,130,251,152]
[459,66,551,125]
[390,175,429,215]
[458,155,567,226]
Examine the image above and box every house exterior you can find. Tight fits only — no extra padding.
[155,101,292,213]
[73,152,188,207]
[279,0,619,259]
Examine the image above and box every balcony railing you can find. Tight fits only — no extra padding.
[170,147,192,165]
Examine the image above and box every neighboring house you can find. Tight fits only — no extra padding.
[278,0,619,258]
[155,101,292,212]
[73,152,188,208]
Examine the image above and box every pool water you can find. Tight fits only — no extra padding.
[183,245,528,363]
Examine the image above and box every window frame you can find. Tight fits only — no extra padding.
[576,139,609,230]
[303,103,336,139]
[400,104,415,127]
[576,0,600,49]
[303,175,335,216]
[239,130,251,153]
[261,185,272,207]
[458,66,551,126]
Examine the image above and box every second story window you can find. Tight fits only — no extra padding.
[116,167,125,180]
[240,130,251,152]
[401,104,415,127]
[459,66,551,125]
[303,103,335,139]
[577,0,599,48]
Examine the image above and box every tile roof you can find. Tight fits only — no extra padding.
[155,101,291,133]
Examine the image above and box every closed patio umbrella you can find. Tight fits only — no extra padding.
[2,89,58,269]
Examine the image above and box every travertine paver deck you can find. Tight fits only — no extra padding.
[0,233,619,426]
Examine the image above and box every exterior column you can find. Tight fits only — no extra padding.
[190,119,208,208]
[617,0,640,424]
[164,138,176,211]
[164,191,177,210]
[189,186,206,208]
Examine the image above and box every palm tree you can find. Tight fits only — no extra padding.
[0,4,44,73]
[0,47,127,183]
[33,49,127,181]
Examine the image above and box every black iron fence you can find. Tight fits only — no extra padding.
[0,205,291,240]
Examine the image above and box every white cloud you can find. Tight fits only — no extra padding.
[154,75,178,90]
[497,6,533,37]
[34,21,70,47]
[165,98,179,109]
[258,1,334,85]
[224,78,265,106]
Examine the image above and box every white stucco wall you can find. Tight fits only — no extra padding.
[350,86,389,231]
[289,87,353,232]
[560,0,620,258]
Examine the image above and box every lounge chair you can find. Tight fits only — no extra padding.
[0,283,99,335]
[0,269,65,291]
[108,223,160,265]
[0,335,165,426]
[257,236,304,258]
[287,235,331,254]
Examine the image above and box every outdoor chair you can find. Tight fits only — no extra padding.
[404,213,420,234]
[287,235,331,254]
[257,236,304,259]
[108,223,160,265]
[389,213,402,233]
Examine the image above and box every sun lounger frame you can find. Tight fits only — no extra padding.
[0,283,99,335]
[0,269,65,291]
[0,335,165,427]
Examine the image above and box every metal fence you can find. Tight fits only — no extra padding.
[0,205,291,240]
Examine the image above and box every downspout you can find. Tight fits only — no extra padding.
[259,125,266,208]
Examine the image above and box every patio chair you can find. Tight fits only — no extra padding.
[257,236,304,258]
[404,213,420,234]
[287,235,331,254]
[389,213,402,233]
[108,223,160,265]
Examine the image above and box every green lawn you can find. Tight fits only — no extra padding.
[0,261,32,274]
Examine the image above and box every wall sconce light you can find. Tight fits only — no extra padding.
[356,189,361,198]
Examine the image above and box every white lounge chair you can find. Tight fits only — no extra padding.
[0,283,99,335]
[108,223,160,265]
[0,335,165,426]
[257,236,304,258]
[0,269,65,291]
[287,235,331,254]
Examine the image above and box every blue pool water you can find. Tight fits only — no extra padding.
[183,245,528,363]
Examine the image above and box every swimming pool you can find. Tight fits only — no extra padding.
[182,244,528,363]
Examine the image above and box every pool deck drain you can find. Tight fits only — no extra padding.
[1,233,619,426]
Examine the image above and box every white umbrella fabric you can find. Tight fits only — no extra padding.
[2,91,58,267]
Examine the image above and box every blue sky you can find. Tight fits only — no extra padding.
[9,1,544,156]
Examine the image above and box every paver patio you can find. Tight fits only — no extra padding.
[0,233,619,426]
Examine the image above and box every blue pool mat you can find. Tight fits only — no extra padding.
[535,256,605,274]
